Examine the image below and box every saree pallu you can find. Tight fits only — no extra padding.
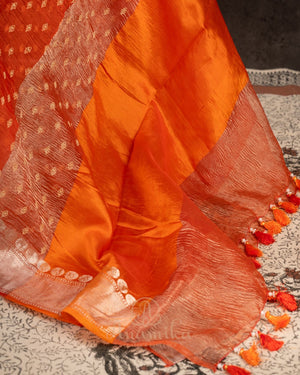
[0,0,298,371]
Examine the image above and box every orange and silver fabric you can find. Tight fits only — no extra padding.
[0,0,295,371]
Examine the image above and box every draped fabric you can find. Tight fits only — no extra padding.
[0,0,296,371]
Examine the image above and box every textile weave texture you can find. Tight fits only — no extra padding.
[0,69,299,375]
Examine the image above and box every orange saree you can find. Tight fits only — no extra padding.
[0,0,298,372]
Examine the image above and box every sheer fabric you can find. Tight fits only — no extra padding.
[0,0,296,371]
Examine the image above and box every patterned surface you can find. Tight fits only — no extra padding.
[248,68,300,87]
[0,71,299,374]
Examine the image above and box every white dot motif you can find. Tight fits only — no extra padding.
[26,249,38,265]
[20,206,28,215]
[57,187,64,197]
[37,260,51,273]
[50,167,57,176]
[0,220,6,231]
[1,210,8,218]
[51,267,65,277]
[40,246,48,254]
[120,7,127,16]
[107,266,120,279]
[125,294,136,305]
[44,146,51,155]
[24,46,32,55]
[16,184,23,194]
[67,162,74,170]
[78,275,93,283]
[22,227,30,235]
[65,271,79,280]
[7,119,13,128]
[48,217,54,226]
[117,279,128,294]
[15,238,28,251]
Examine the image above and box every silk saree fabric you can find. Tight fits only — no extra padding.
[0,0,298,371]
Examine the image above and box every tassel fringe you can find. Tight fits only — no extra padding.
[287,193,300,206]
[265,311,290,330]
[276,291,298,311]
[271,205,291,226]
[223,364,251,375]
[239,342,260,366]
[291,175,300,189]
[278,200,298,213]
[244,243,263,257]
[258,219,282,235]
[268,290,298,311]
[227,178,298,372]
[250,229,275,245]
[258,331,283,351]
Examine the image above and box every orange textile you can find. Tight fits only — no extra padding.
[0,0,73,168]
[0,0,296,371]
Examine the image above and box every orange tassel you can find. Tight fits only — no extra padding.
[258,331,283,351]
[292,176,300,189]
[244,243,263,257]
[259,219,282,235]
[278,200,298,213]
[251,229,274,245]
[265,311,290,330]
[223,364,251,375]
[271,206,291,226]
[251,258,261,269]
[276,291,298,311]
[288,194,300,206]
[239,342,260,366]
